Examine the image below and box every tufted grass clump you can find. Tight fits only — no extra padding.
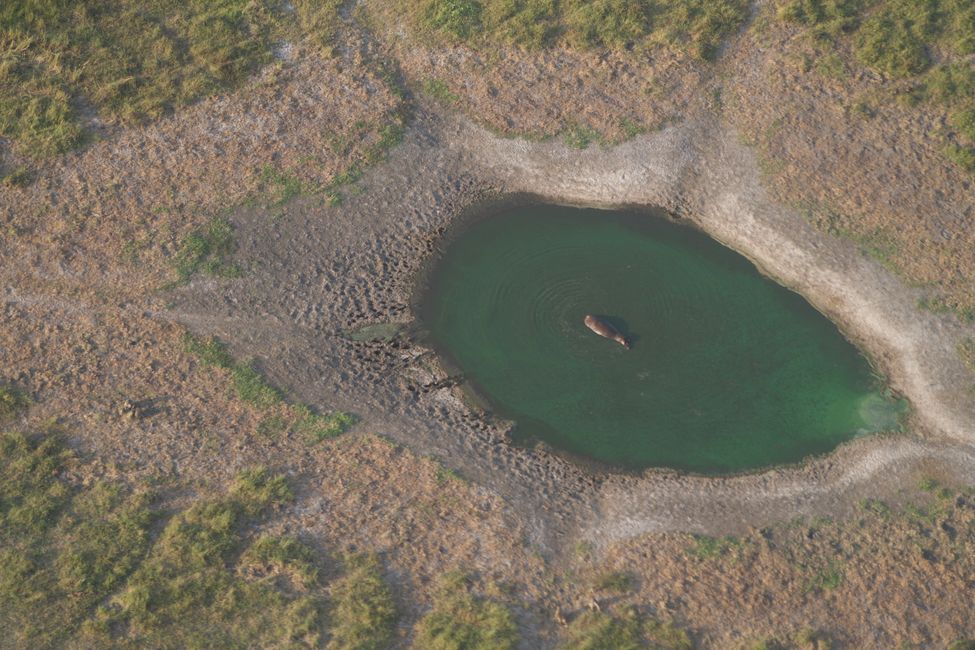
[326,553,398,650]
[0,384,29,419]
[562,606,692,650]
[182,333,357,439]
[0,430,154,647]
[172,216,242,282]
[412,0,750,59]
[0,0,346,158]
[412,571,519,649]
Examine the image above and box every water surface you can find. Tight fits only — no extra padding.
[421,205,900,473]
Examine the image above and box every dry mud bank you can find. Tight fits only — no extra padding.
[174,107,975,550]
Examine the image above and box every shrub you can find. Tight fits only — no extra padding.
[412,571,518,649]
[327,554,398,650]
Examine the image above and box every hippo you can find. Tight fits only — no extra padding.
[583,314,630,349]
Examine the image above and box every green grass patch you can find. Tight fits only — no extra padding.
[952,107,975,140]
[88,468,328,648]
[0,0,345,157]
[409,0,750,60]
[183,333,357,440]
[293,406,358,442]
[172,216,242,283]
[564,123,600,149]
[1,164,33,188]
[424,77,461,104]
[0,430,153,646]
[562,606,692,650]
[327,553,398,650]
[804,559,844,592]
[0,426,415,648]
[689,533,741,559]
[593,569,634,593]
[0,384,29,419]
[259,164,306,208]
[412,570,519,650]
[944,142,975,173]
[778,0,975,173]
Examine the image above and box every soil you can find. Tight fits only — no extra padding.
[2,5,975,647]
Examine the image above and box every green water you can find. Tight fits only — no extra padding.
[420,205,900,474]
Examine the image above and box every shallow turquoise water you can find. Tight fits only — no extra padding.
[420,205,901,474]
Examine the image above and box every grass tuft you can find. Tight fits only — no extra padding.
[172,216,241,283]
[0,1,345,157]
[409,0,749,59]
[327,553,398,650]
[0,384,30,419]
[412,570,518,649]
[563,606,692,650]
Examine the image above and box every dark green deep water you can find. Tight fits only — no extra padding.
[420,205,901,474]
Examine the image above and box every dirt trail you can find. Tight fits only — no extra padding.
[173,106,975,551]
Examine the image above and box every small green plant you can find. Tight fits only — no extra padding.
[796,627,833,650]
[948,640,975,650]
[593,569,633,593]
[805,560,844,592]
[240,535,319,589]
[424,78,460,104]
[259,164,305,208]
[562,606,691,650]
[859,497,892,518]
[944,143,975,173]
[327,553,398,650]
[229,363,285,408]
[172,216,241,282]
[959,338,975,373]
[689,533,740,559]
[564,123,600,149]
[183,333,356,437]
[952,108,975,141]
[294,407,357,442]
[423,0,484,40]
[0,384,29,419]
[435,463,465,485]
[412,571,518,649]
[1,165,32,187]
[619,117,645,140]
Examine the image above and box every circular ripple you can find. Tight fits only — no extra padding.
[420,205,899,474]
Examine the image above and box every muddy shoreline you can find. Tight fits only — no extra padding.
[173,106,975,551]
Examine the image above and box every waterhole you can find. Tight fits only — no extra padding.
[419,205,902,473]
